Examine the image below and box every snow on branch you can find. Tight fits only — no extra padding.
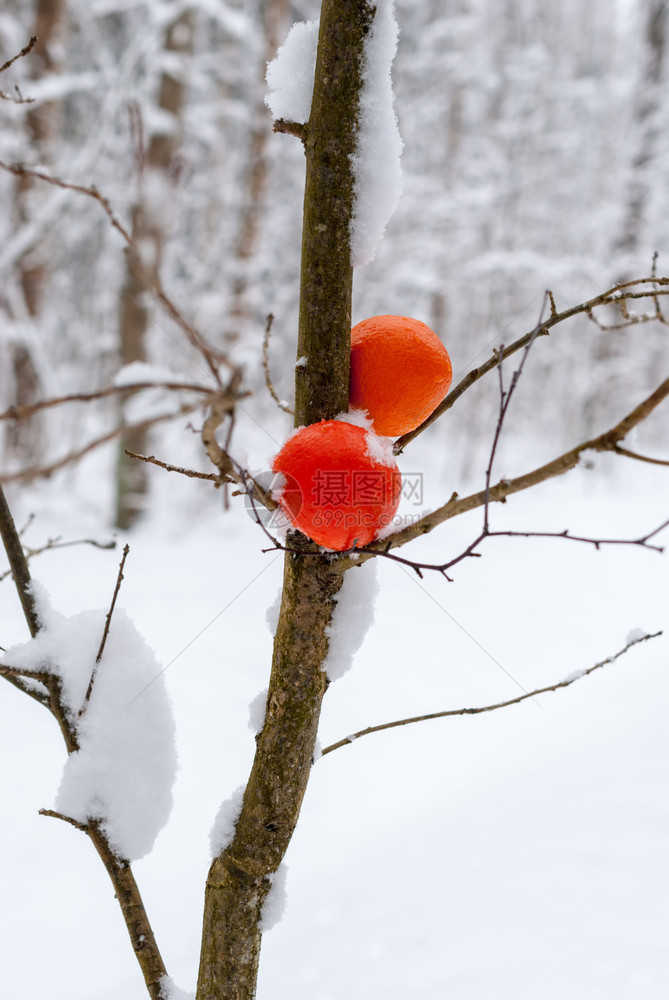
[320,630,663,756]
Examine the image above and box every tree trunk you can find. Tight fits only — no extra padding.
[196,3,374,997]
[115,11,193,530]
[615,0,667,255]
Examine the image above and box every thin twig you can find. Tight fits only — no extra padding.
[38,809,89,834]
[0,160,237,387]
[0,536,116,582]
[395,276,669,452]
[125,450,219,482]
[0,380,216,423]
[320,631,663,755]
[351,377,669,566]
[614,446,669,467]
[81,544,129,712]
[0,404,199,484]
[0,36,37,75]
[262,314,294,414]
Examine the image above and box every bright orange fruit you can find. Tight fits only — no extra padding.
[272,420,402,551]
[350,315,452,436]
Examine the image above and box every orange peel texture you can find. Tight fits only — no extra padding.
[272,420,402,551]
[350,314,452,436]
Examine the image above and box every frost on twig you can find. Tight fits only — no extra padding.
[320,630,663,756]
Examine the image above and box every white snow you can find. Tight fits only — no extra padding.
[3,584,177,862]
[265,5,403,267]
[265,21,319,124]
[364,429,397,468]
[295,356,308,368]
[159,977,194,1000]
[350,0,403,267]
[209,785,245,857]
[248,688,268,734]
[323,560,379,682]
[625,627,648,645]
[265,587,282,635]
[261,864,288,932]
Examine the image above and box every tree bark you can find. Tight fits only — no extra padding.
[196,3,374,997]
[115,11,193,529]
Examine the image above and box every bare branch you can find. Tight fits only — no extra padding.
[395,276,669,452]
[614,446,669,467]
[273,118,307,141]
[262,314,294,414]
[0,36,37,74]
[0,161,237,386]
[125,450,219,482]
[0,404,200,484]
[0,536,116,582]
[80,545,130,713]
[0,380,216,423]
[320,631,663,756]
[38,808,89,834]
[360,377,669,561]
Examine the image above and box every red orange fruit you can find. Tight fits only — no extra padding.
[272,420,401,550]
[349,315,452,436]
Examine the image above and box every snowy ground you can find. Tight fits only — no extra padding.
[1,452,667,1000]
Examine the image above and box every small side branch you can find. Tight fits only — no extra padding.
[81,544,130,711]
[39,808,89,834]
[0,36,38,75]
[125,451,219,482]
[273,118,307,141]
[614,446,669,467]
[262,314,294,414]
[320,631,663,756]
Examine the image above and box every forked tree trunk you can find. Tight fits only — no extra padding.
[196,3,375,998]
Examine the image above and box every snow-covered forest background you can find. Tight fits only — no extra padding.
[1,1,668,998]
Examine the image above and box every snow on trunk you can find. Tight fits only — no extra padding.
[350,0,403,266]
[324,559,379,682]
[265,2,402,267]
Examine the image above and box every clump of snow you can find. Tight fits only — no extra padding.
[265,20,319,123]
[324,560,379,682]
[209,785,245,857]
[625,627,648,645]
[160,977,195,1000]
[265,587,282,635]
[350,0,403,266]
[563,668,588,684]
[364,429,397,468]
[295,355,308,368]
[337,408,374,430]
[261,864,288,931]
[3,583,177,862]
[248,688,268,734]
